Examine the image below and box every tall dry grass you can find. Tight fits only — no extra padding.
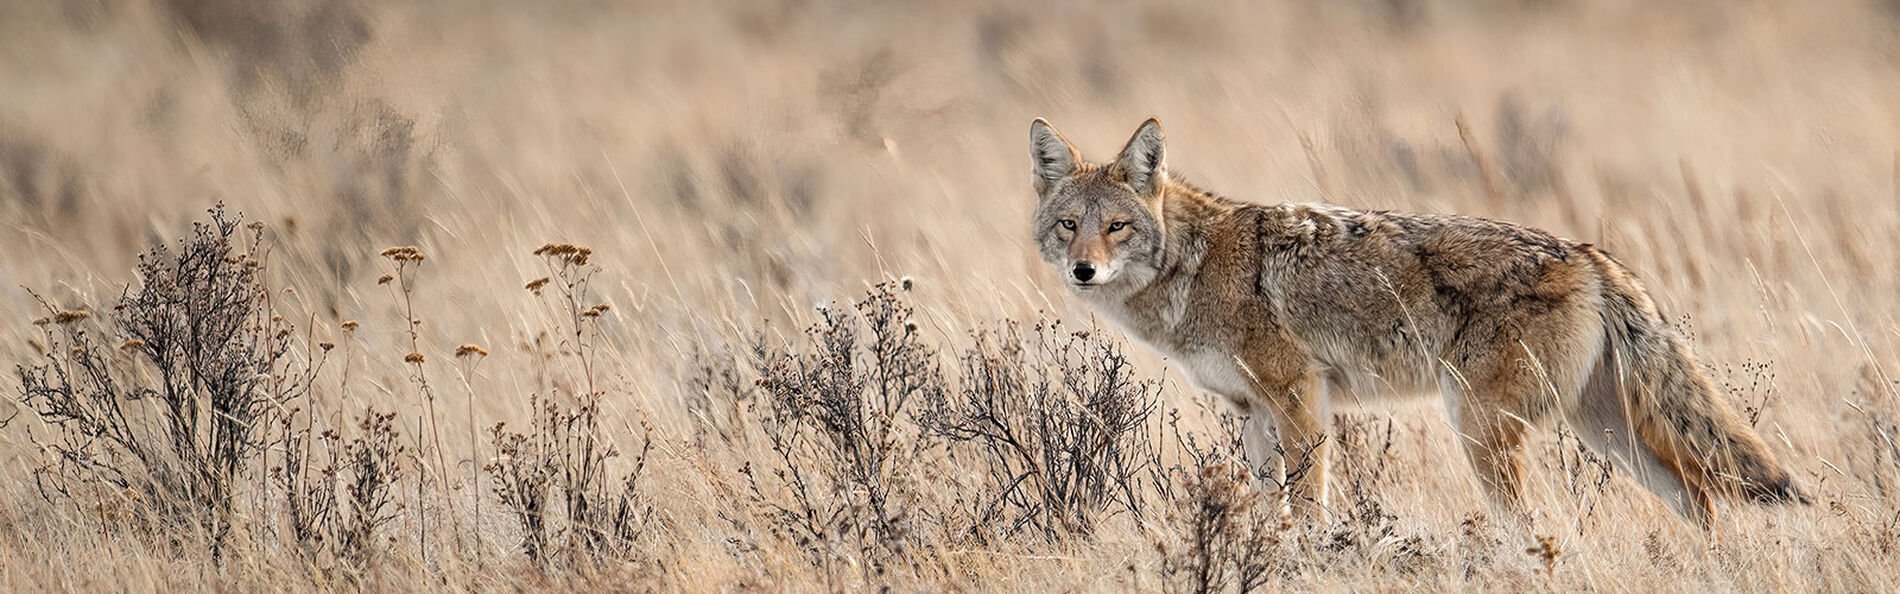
[2,0,1899,591]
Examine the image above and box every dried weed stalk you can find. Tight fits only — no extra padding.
[487,243,654,569]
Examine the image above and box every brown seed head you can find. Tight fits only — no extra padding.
[404,352,426,364]
[533,243,593,266]
[379,246,427,263]
[53,310,91,325]
[455,344,489,358]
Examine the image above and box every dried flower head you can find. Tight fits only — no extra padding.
[533,243,593,266]
[341,320,360,332]
[525,277,550,295]
[319,342,335,352]
[378,274,395,285]
[900,275,914,291]
[31,317,50,326]
[404,352,426,364]
[53,310,91,325]
[455,344,490,358]
[119,339,145,351]
[379,246,427,263]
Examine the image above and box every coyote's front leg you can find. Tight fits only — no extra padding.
[1245,360,1330,523]
[1238,406,1287,517]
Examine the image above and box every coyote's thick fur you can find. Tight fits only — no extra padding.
[1028,117,1806,526]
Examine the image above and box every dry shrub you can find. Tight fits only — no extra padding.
[274,407,407,576]
[487,395,655,570]
[335,410,406,564]
[921,320,1161,543]
[13,205,315,556]
[1157,457,1283,594]
[9,205,416,581]
[290,406,406,569]
[741,281,941,580]
[487,410,556,565]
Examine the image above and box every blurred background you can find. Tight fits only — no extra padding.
[5,0,1895,418]
[1,0,1898,586]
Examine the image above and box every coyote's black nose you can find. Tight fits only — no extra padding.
[1071,262,1096,282]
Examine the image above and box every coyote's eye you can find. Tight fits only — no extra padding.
[1107,221,1128,233]
[1058,219,1076,231]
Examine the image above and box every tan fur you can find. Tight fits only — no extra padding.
[1029,118,1807,526]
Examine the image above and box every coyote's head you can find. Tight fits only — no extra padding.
[1029,118,1168,296]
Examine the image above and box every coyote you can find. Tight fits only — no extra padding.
[1027,117,1807,526]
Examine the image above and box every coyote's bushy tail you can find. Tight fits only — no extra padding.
[1588,248,1808,506]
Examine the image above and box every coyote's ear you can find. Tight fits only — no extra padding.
[1030,118,1080,195]
[1114,117,1166,197]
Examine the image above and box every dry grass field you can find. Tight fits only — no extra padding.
[2,0,1899,591]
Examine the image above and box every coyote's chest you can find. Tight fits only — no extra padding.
[1099,311,1253,404]
[1080,289,1256,403]
[1079,287,1187,348]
